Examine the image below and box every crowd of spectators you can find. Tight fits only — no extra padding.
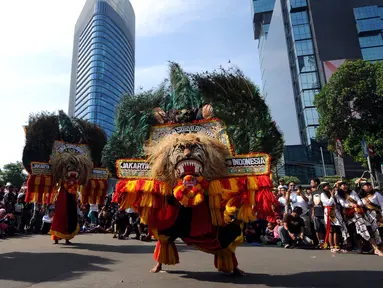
[244,178,383,256]
[0,183,151,241]
[2,178,382,257]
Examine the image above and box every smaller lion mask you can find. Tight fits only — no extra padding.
[51,153,92,186]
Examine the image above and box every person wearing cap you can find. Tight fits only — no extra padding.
[320,182,348,253]
[285,183,312,237]
[3,183,16,208]
[359,178,383,256]
[278,206,306,248]
[336,181,382,254]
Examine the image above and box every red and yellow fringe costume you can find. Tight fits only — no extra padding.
[114,174,273,273]
[50,182,81,241]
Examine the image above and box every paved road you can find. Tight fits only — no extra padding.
[0,234,382,288]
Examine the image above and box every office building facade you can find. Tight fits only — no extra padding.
[68,0,135,137]
[252,0,383,182]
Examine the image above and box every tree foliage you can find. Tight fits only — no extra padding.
[102,63,284,176]
[315,60,383,167]
[272,175,300,186]
[1,162,28,188]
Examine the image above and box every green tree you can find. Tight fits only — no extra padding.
[1,162,28,188]
[102,63,284,176]
[0,168,4,186]
[315,60,383,170]
[272,175,300,186]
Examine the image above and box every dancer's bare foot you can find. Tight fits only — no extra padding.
[150,263,162,273]
[232,267,246,276]
[65,240,72,245]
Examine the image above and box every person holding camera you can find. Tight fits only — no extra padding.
[285,182,311,236]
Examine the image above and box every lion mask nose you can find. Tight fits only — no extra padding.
[183,148,191,158]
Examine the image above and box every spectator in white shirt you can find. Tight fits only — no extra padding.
[41,209,54,234]
[278,186,288,215]
[285,182,312,236]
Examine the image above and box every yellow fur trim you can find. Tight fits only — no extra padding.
[193,193,204,206]
[237,204,255,223]
[140,194,154,207]
[227,223,244,253]
[215,249,235,273]
[154,242,178,265]
[49,224,80,240]
[139,207,151,224]
[247,176,258,191]
[224,198,238,224]
[126,180,138,192]
[122,180,172,195]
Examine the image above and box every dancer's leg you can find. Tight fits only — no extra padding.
[52,235,60,244]
[151,239,179,273]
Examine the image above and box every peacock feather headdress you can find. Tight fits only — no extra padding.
[102,63,284,177]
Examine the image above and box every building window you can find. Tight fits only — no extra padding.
[359,34,383,48]
[297,55,317,72]
[253,0,275,13]
[354,6,379,20]
[293,24,311,41]
[361,46,383,60]
[356,17,383,34]
[300,89,319,108]
[306,126,317,142]
[304,108,319,126]
[379,7,383,19]
[299,72,320,90]
[295,39,314,56]
[290,0,307,9]
[290,11,308,26]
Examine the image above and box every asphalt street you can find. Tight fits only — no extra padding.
[0,234,382,288]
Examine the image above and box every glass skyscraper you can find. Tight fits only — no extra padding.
[68,0,135,137]
[354,5,383,62]
[251,0,383,182]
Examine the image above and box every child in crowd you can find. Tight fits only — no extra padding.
[245,223,257,243]
[274,217,283,240]
[261,222,280,244]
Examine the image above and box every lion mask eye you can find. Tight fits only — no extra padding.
[178,145,185,151]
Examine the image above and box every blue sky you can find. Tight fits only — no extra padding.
[0,0,261,168]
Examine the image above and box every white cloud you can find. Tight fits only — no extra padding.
[131,0,213,37]
[0,0,86,57]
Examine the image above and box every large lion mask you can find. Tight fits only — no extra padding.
[146,133,228,187]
